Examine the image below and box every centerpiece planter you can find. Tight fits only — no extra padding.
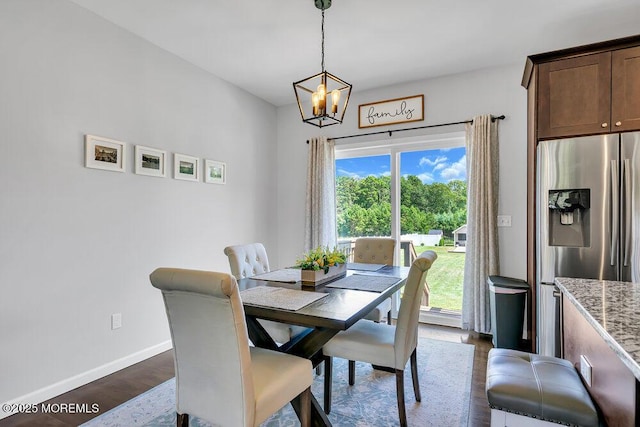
[301,263,346,285]
[295,246,347,286]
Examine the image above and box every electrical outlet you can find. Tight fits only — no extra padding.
[111,313,122,330]
[580,355,592,387]
[497,215,512,227]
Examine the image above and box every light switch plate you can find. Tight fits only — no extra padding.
[497,215,512,227]
[111,313,122,330]
[579,355,592,387]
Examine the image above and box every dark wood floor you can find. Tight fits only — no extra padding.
[0,324,493,427]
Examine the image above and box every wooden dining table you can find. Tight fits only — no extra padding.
[237,264,410,427]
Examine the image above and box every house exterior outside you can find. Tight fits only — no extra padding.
[454,225,467,247]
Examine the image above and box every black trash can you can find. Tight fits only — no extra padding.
[488,275,529,350]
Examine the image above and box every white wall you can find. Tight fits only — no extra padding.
[0,0,278,407]
[276,63,528,280]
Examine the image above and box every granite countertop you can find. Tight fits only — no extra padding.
[555,277,640,381]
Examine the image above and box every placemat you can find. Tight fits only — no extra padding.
[347,262,386,272]
[251,268,301,283]
[325,274,400,293]
[240,286,327,311]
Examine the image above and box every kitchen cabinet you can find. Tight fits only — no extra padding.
[537,46,640,139]
[612,46,640,132]
[556,278,640,427]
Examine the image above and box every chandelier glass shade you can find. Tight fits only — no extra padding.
[293,1,351,128]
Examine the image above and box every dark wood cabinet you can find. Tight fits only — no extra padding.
[612,46,640,132]
[563,297,639,427]
[537,46,640,139]
[537,52,611,138]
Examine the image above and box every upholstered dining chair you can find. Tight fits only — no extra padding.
[224,243,308,344]
[322,250,437,427]
[150,268,312,427]
[353,237,396,323]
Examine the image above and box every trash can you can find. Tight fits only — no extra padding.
[488,275,529,350]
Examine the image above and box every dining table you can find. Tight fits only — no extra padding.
[237,264,410,427]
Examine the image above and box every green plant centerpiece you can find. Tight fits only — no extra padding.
[295,246,347,285]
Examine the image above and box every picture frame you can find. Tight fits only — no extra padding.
[358,94,424,128]
[85,134,126,172]
[173,153,200,181]
[204,160,226,184]
[134,145,167,178]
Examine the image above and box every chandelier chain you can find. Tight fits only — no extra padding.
[321,9,325,72]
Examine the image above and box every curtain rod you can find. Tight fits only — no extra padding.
[306,115,505,143]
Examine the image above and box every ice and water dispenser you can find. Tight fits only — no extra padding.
[548,189,590,247]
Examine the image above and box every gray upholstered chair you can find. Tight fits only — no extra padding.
[224,243,308,344]
[322,250,437,427]
[353,237,396,323]
[150,268,312,427]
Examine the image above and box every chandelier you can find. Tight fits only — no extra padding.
[293,0,352,128]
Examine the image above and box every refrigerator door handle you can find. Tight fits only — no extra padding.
[611,160,619,267]
[623,159,632,267]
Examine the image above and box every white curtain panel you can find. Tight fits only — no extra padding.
[462,114,500,334]
[304,136,337,252]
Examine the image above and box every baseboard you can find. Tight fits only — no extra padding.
[0,340,172,420]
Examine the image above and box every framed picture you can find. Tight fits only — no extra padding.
[174,153,200,181]
[204,160,226,184]
[358,94,424,128]
[85,134,126,172]
[134,145,167,178]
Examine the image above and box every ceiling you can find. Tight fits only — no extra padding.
[69,0,640,107]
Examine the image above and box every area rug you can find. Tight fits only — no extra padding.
[81,338,474,427]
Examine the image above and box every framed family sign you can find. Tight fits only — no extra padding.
[85,134,126,172]
[358,94,424,128]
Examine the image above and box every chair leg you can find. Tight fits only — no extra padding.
[410,348,421,402]
[299,387,311,427]
[387,310,392,324]
[323,356,332,414]
[177,412,189,427]
[395,369,408,427]
[348,360,355,385]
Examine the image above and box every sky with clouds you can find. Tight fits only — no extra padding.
[336,147,466,184]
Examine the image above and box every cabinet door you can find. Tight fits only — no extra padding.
[612,46,640,132]
[538,52,611,139]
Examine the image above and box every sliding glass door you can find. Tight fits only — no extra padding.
[335,133,466,326]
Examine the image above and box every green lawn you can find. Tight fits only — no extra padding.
[414,245,464,311]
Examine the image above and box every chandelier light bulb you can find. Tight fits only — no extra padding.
[317,83,326,111]
[312,92,319,116]
[331,89,340,114]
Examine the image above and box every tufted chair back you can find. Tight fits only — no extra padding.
[224,243,270,279]
[353,237,395,265]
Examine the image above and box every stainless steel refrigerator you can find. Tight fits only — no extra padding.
[536,132,640,356]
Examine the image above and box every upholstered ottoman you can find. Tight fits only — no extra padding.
[485,348,599,427]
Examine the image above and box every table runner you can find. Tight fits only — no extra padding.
[251,268,301,283]
[240,286,327,311]
[325,274,400,293]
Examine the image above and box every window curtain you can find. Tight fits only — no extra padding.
[304,136,337,252]
[462,114,500,334]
